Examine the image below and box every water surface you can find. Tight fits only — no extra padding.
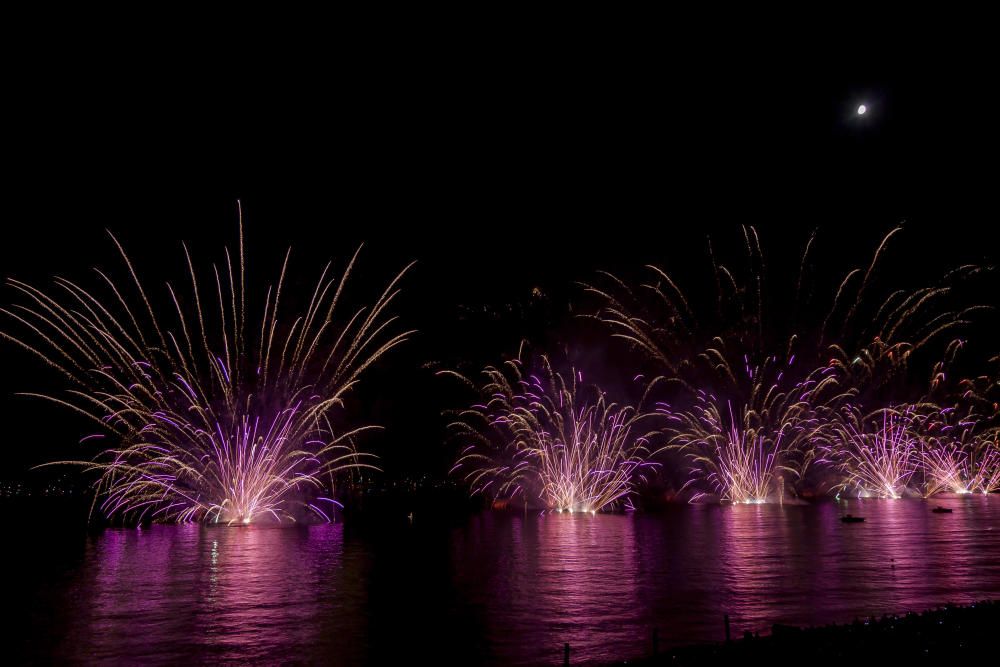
[12,497,1000,665]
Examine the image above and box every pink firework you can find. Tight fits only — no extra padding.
[442,355,662,513]
[1,209,412,524]
[835,408,919,499]
[666,395,803,504]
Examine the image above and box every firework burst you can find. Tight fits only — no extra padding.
[664,395,798,504]
[914,412,1000,497]
[967,432,1000,494]
[904,342,1000,496]
[1,208,413,524]
[661,357,838,503]
[960,353,1000,494]
[585,226,990,501]
[442,355,662,513]
[920,442,971,496]
[831,408,920,499]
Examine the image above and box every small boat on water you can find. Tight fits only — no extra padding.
[841,514,865,523]
[932,506,953,514]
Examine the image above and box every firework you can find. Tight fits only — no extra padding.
[957,353,1000,494]
[585,227,990,501]
[442,355,661,513]
[667,397,790,504]
[1,208,413,524]
[967,432,1000,494]
[662,374,834,504]
[917,418,1000,497]
[919,441,969,496]
[831,408,919,499]
[912,401,976,496]
[903,342,1000,496]
[582,227,986,394]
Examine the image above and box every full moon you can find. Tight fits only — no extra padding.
[857,104,867,115]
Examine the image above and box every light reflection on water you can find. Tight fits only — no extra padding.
[13,497,1000,665]
[49,524,367,664]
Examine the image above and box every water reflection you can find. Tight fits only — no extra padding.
[52,524,366,664]
[11,498,1000,665]
[484,514,641,663]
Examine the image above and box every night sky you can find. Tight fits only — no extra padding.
[3,47,998,487]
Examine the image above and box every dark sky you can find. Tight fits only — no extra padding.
[2,44,998,481]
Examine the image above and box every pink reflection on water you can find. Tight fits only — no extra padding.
[707,496,1000,638]
[20,497,1000,665]
[58,524,362,663]
[452,512,643,664]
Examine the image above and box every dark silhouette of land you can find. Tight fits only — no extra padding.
[618,600,999,665]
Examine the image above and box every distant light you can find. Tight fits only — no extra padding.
[857,104,867,115]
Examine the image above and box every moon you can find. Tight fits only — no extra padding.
[857,104,867,115]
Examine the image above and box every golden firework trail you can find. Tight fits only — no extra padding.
[1,206,414,524]
[441,354,663,513]
[584,226,993,501]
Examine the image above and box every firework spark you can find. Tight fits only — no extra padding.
[967,432,1000,494]
[1,208,413,524]
[900,341,1000,497]
[582,227,985,394]
[832,408,919,499]
[920,442,971,496]
[442,355,662,513]
[585,227,990,501]
[663,381,831,504]
[916,412,1000,497]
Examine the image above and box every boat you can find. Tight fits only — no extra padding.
[841,514,865,523]
[932,506,953,514]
